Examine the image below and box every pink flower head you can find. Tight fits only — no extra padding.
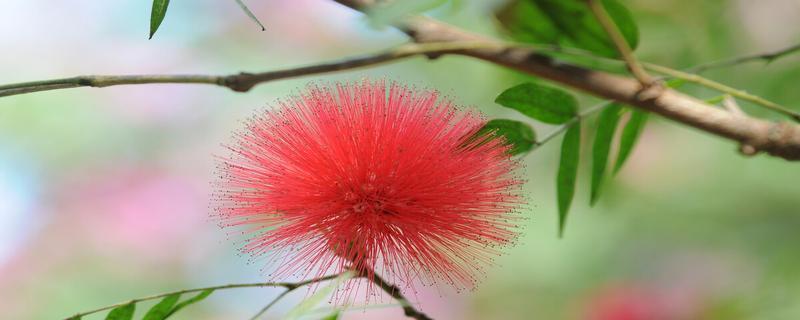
[215,80,524,295]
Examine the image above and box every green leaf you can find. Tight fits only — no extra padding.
[590,103,622,206]
[557,123,581,237]
[234,0,266,31]
[613,109,648,174]
[496,0,639,57]
[165,289,214,318]
[142,293,180,320]
[476,119,537,155]
[495,83,578,124]
[105,303,136,320]
[149,0,171,39]
[321,310,341,320]
[665,78,686,88]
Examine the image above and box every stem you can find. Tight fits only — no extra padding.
[535,102,610,148]
[358,267,434,320]
[644,62,800,121]
[495,42,799,122]
[62,273,345,320]
[586,0,653,85]
[687,43,800,74]
[248,289,293,320]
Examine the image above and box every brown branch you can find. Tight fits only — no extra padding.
[359,268,433,320]
[586,0,653,85]
[0,42,493,98]
[3,1,799,160]
[330,0,800,161]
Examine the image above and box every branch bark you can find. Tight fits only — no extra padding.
[331,0,800,161]
[0,42,491,98]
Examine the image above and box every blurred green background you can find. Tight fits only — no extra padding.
[1,1,798,319]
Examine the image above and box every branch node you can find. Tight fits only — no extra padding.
[739,144,758,156]
[76,77,93,87]
[633,80,665,102]
[224,73,256,92]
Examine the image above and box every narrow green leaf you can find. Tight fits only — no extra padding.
[495,83,578,124]
[705,95,726,105]
[495,0,639,57]
[665,78,686,88]
[105,303,135,320]
[476,119,537,155]
[165,289,214,318]
[557,123,581,237]
[613,109,648,174]
[234,0,266,31]
[142,293,180,320]
[590,103,622,206]
[149,0,171,39]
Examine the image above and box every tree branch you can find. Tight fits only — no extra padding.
[3,1,800,160]
[63,273,346,320]
[330,0,800,161]
[0,42,494,98]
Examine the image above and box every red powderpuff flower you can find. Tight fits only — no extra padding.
[215,80,524,296]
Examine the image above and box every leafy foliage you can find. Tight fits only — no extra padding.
[97,290,214,320]
[614,109,648,174]
[496,0,639,57]
[590,103,623,206]
[149,0,170,39]
[476,119,537,155]
[142,294,180,320]
[105,303,136,320]
[496,82,578,124]
[165,289,214,318]
[557,123,581,237]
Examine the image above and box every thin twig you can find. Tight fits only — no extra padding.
[586,0,653,85]
[644,62,800,121]
[535,102,610,148]
[0,41,497,98]
[62,273,345,320]
[358,268,434,320]
[687,43,800,74]
[248,288,293,320]
[723,95,745,117]
[491,42,799,121]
